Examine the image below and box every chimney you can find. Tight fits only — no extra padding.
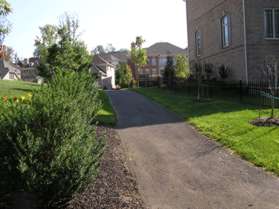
[0,45,7,60]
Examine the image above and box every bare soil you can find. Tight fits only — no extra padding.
[67,128,146,209]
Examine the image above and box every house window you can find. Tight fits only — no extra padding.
[148,57,157,66]
[264,8,279,39]
[159,57,167,66]
[221,15,230,48]
[195,31,202,56]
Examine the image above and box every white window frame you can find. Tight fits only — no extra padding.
[264,8,279,40]
[195,31,202,57]
[221,15,231,48]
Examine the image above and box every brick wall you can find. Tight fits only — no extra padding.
[245,0,279,80]
[187,0,246,81]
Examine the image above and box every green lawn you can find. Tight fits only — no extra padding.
[96,91,117,126]
[0,80,39,97]
[0,80,116,126]
[133,87,279,175]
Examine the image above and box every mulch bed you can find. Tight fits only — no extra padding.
[251,117,279,127]
[67,128,146,209]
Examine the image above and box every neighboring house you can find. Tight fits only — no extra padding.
[137,42,187,80]
[0,59,21,80]
[185,0,279,82]
[91,54,117,89]
[21,68,39,82]
[91,51,130,89]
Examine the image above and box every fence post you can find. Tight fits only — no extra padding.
[239,80,243,102]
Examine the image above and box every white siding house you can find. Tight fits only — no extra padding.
[92,55,116,89]
[0,59,21,80]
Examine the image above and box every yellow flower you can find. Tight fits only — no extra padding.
[21,96,26,101]
[27,93,33,99]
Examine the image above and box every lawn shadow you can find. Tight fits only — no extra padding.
[107,90,190,129]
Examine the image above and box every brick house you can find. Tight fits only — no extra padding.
[137,42,187,80]
[185,0,279,82]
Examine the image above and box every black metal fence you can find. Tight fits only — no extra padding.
[138,77,279,108]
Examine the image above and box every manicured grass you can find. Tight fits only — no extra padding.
[96,91,117,126]
[133,87,279,175]
[0,80,39,97]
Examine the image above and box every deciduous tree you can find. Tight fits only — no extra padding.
[0,0,11,44]
[34,13,92,79]
[131,36,147,80]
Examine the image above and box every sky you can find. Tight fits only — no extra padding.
[5,0,187,58]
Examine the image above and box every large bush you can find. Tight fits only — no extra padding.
[0,71,104,208]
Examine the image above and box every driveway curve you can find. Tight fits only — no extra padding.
[107,90,279,209]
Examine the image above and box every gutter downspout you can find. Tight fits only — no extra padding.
[242,0,249,84]
[185,0,188,53]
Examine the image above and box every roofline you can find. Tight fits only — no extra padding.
[94,55,116,67]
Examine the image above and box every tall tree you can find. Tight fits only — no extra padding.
[34,24,58,78]
[58,12,80,41]
[34,13,92,79]
[92,44,116,55]
[92,45,106,55]
[131,36,147,80]
[0,0,11,44]
[105,44,116,53]
[34,24,58,59]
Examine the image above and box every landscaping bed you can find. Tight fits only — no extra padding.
[67,127,145,209]
[132,87,279,175]
[251,117,279,127]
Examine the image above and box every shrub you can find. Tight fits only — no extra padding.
[0,71,104,208]
[204,63,214,80]
[219,64,230,80]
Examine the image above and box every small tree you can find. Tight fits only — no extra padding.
[116,63,133,88]
[131,36,147,82]
[175,55,190,79]
[263,56,279,119]
[164,56,175,88]
[193,62,203,101]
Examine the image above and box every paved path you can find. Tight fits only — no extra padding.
[107,90,279,209]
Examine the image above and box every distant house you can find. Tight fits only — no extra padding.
[185,0,279,82]
[137,42,187,80]
[91,51,130,89]
[92,55,117,89]
[21,68,39,82]
[0,59,21,80]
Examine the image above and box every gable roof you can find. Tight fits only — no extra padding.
[96,51,130,65]
[146,42,187,56]
[93,54,115,67]
[0,59,22,79]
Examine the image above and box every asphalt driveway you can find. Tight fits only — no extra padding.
[107,90,279,209]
